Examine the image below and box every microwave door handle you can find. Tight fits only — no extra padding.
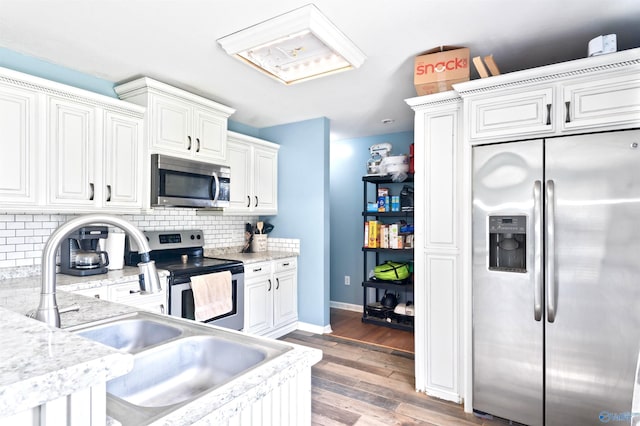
[211,172,220,202]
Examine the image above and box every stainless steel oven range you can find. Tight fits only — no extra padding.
[125,230,244,330]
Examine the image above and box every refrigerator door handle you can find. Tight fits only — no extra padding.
[546,179,557,323]
[533,180,543,321]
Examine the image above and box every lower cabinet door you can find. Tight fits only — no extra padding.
[244,273,273,335]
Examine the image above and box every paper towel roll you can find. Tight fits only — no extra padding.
[103,232,126,270]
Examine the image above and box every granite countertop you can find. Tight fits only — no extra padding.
[205,250,297,264]
[0,256,320,425]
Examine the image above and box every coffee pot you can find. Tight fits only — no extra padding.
[59,226,110,276]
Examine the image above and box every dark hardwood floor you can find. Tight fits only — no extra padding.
[328,307,414,353]
[280,309,508,425]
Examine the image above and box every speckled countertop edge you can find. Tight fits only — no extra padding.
[0,252,320,424]
[0,306,134,417]
[204,250,298,264]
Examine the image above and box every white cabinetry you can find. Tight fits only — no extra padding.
[108,279,166,314]
[457,48,640,144]
[70,276,167,314]
[243,261,273,335]
[466,87,554,141]
[562,70,640,130]
[0,82,39,207]
[114,77,235,164]
[406,92,463,403]
[225,131,279,215]
[47,96,98,207]
[243,257,297,338]
[148,92,229,162]
[0,66,145,213]
[103,111,144,209]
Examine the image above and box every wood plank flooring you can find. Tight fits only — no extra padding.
[328,308,414,353]
[281,329,508,426]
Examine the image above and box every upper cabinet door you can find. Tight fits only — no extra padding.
[150,95,192,156]
[193,107,227,162]
[562,71,640,131]
[0,84,39,206]
[468,87,555,142]
[253,146,278,215]
[103,111,143,209]
[47,96,97,207]
[226,138,252,212]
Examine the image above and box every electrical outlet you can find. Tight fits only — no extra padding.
[344,275,351,285]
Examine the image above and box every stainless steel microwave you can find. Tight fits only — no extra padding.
[150,154,230,208]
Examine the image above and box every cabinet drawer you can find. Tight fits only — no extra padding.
[468,87,554,140]
[275,258,296,272]
[72,285,109,300]
[109,279,165,304]
[245,261,273,278]
[562,72,640,130]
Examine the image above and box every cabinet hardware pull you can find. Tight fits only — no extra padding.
[282,263,289,267]
[106,185,112,202]
[564,101,571,123]
[268,279,272,291]
[187,135,192,150]
[196,138,201,152]
[255,196,259,207]
[546,103,552,125]
[160,304,165,314]
[94,294,101,299]
[253,267,262,272]
[276,278,280,290]
[129,289,141,294]
[247,196,251,207]
[89,182,94,201]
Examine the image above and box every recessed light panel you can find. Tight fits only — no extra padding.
[218,4,366,84]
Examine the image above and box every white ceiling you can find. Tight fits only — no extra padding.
[1,0,639,140]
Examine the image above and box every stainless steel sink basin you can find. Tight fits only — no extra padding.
[75,318,182,352]
[107,335,268,407]
[68,311,292,425]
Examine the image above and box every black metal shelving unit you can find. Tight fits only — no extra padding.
[361,175,414,331]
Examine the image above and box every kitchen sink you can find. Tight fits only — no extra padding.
[107,335,268,407]
[68,311,292,425]
[74,318,182,352]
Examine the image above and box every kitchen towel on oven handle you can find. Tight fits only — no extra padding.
[190,271,233,321]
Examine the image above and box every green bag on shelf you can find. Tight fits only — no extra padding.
[373,261,410,281]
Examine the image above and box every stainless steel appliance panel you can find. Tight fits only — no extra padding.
[545,131,640,425]
[472,140,544,426]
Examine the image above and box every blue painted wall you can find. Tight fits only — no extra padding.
[0,47,118,97]
[259,118,331,328]
[330,131,414,307]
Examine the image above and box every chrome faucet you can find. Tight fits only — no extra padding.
[35,214,161,328]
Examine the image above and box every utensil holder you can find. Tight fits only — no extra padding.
[250,234,268,252]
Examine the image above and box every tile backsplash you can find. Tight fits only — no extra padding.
[0,208,296,270]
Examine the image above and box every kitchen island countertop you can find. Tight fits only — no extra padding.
[0,266,321,425]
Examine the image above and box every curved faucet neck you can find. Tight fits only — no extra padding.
[36,214,159,328]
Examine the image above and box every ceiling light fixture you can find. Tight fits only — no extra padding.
[217,4,366,85]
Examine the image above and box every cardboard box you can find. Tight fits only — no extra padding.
[414,46,470,95]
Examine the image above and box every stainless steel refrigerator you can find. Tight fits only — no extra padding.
[472,129,640,425]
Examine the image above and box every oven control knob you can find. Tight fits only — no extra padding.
[190,234,195,240]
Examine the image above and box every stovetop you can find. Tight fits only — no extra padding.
[124,229,243,276]
[154,256,243,275]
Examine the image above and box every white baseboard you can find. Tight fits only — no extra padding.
[329,301,362,312]
[297,321,332,335]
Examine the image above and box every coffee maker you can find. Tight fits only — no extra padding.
[59,226,110,276]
